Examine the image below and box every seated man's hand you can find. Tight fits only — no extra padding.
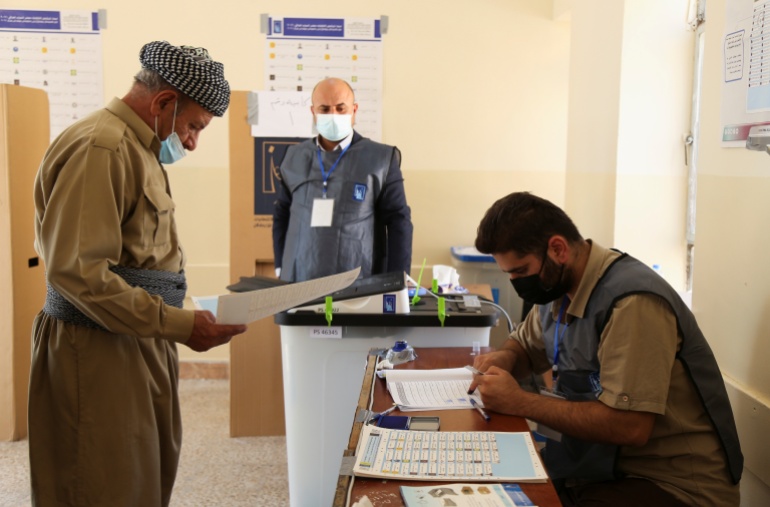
[473,365,523,416]
[468,349,517,393]
[185,310,248,352]
[472,349,516,372]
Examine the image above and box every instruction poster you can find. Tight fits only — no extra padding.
[253,137,303,215]
[721,0,770,145]
[0,9,104,142]
[264,15,383,141]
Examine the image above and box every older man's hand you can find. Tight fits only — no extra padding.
[185,310,247,352]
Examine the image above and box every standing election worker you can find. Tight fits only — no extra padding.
[29,41,247,506]
[469,192,742,507]
[272,77,413,282]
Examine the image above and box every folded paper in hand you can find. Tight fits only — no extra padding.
[192,267,360,324]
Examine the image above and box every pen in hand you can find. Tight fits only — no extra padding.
[470,398,491,422]
[465,365,484,394]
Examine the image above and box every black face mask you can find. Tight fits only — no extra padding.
[511,255,569,305]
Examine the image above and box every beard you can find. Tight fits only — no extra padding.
[541,254,571,296]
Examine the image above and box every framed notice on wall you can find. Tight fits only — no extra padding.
[721,0,770,146]
[0,8,104,142]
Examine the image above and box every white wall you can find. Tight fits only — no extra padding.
[564,0,691,291]
[564,1,770,504]
[696,0,770,503]
[564,0,623,246]
[613,0,692,289]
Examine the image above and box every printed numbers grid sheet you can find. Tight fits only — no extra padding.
[390,379,480,411]
[353,425,548,483]
[385,368,484,411]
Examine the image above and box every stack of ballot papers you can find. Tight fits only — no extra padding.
[385,367,485,411]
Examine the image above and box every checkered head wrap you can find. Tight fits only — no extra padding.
[139,41,230,116]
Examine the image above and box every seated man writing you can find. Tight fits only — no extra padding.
[469,192,742,507]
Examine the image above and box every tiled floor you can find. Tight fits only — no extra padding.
[0,379,289,507]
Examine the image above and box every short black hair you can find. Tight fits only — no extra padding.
[475,192,583,256]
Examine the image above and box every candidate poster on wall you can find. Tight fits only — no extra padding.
[0,9,104,142]
[253,137,304,215]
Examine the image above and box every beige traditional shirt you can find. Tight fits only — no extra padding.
[34,97,194,341]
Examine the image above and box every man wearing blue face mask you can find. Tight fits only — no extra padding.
[272,77,413,282]
[467,192,742,507]
[29,41,247,506]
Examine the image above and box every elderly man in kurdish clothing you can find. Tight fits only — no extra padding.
[29,41,247,507]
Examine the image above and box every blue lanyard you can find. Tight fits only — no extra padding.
[316,143,350,198]
[552,297,569,383]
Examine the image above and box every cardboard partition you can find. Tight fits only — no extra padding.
[229,90,303,436]
[0,85,49,441]
[228,260,285,437]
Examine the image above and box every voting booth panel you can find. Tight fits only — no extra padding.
[229,90,292,436]
[0,85,49,441]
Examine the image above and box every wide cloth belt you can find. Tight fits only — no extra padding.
[43,265,187,330]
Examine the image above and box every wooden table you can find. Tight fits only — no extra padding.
[334,346,562,506]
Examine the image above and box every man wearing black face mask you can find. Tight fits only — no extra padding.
[467,192,742,507]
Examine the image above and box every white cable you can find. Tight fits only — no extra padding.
[407,272,514,332]
[477,299,515,333]
[368,357,381,420]
[414,288,514,333]
[345,474,356,507]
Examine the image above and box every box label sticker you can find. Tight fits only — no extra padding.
[309,326,342,339]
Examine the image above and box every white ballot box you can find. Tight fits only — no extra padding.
[274,297,498,507]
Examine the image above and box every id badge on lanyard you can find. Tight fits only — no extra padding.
[311,198,335,227]
[312,143,348,228]
[534,297,570,442]
[551,298,569,391]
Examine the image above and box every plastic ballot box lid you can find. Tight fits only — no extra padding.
[451,246,496,263]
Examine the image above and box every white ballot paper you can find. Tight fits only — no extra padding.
[385,368,483,411]
[210,267,360,324]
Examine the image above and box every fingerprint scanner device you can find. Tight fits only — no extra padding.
[288,271,410,314]
[746,125,770,153]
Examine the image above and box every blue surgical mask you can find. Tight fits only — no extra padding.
[315,114,352,142]
[155,100,186,164]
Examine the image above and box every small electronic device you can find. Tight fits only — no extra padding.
[377,415,410,430]
[289,271,410,314]
[407,416,440,431]
[746,125,770,152]
[377,415,440,431]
